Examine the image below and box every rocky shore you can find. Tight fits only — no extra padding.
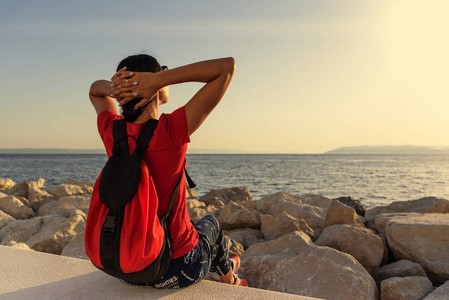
[0,177,448,300]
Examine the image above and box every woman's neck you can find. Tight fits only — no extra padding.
[132,103,159,124]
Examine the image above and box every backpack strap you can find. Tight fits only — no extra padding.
[133,119,158,156]
[112,119,129,156]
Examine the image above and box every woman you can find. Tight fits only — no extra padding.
[88,54,246,288]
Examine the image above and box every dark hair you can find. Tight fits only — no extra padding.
[116,54,161,122]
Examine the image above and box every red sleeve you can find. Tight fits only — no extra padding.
[97,110,121,141]
[159,106,190,145]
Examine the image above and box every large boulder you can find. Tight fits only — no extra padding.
[42,184,84,198]
[323,200,364,229]
[217,201,261,230]
[0,210,16,230]
[27,184,54,211]
[423,280,449,300]
[240,231,378,300]
[224,228,264,249]
[0,195,34,219]
[198,187,252,205]
[375,213,423,234]
[0,178,15,190]
[333,196,366,216]
[385,213,449,284]
[315,224,384,273]
[380,276,434,300]
[367,197,449,216]
[188,207,206,224]
[0,213,86,254]
[261,212,315,240]
[224,236,244,256]
[37,195,91,217]
[372,259,428,287]
[253,192,327,229]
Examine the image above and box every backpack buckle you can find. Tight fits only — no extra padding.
[104,215,116,234]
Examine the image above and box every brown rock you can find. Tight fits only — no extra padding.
[198,187,252,205]
[240,231,378,300]
[0,210,16,230]
[0,178,15,190]
[315,224,384,273]
[9,179,45,198]
[380,276,434,300]
[323,200,364,229]
[224,228,264,249]
[385,213,449,285]
[37,195,91,217]
[261,212,315,240]
[367,197,449,216]
[224,236,244,256]
[423,280,449,300]
[0,195,34,219]
[217,201,261,230]
[61,234,88,260]
[42,184,84,198]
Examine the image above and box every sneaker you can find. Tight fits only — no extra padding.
[233,274,248,286]
[230,255,241,272]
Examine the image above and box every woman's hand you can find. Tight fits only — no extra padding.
[111,67,161,109]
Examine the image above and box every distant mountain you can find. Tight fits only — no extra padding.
[325,145,449,154]
[0,148,105,154]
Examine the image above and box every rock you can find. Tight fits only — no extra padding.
[61,234,88,260]
[64,179,94,194]
[323,200,364,229]
[9,178,45,198]
[372,259,428,287]
[0,178,15,190]
[365,215,377,231]
[186,185,197,200]
[315,224,384,273]
[380,276,434,300]
[0,210,16,230]
[188,207,206,224]
[224,228,264,249]
[27,184,54,211]
[261,212,315,240]
[423,280,449,300]
[217,201,261,230]
[0,195,34,219]
[333,196,367,216]
[375,213,423,235]
[367,197,449,216]
[42,184,84,198]
[8,241,33,250]
[240,231,378,300]
[38,195,91,217]
[0,213,86,254]
[253,192,327,229]
[198,187,252,205]
[204,205,221,218]
[186,199,206,210]
[224,236,244,256]
[378,234,389,266]
[385,213,449,285]
[0,218,42,243]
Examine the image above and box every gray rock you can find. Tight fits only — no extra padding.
[380,276,434,300]
[224,228,264,249]
[61,234,88,260]
[372,259,428,287]
[0,210,15,230]
[423,280,449,300]
[38,195,91,217]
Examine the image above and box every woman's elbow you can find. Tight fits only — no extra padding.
[225,57,236,75]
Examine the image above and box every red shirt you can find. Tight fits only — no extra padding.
[97,107,198,259]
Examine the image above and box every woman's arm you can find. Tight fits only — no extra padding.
[112,57,236,135]
[89,80,117,115]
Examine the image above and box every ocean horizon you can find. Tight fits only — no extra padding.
[1,153,449,209]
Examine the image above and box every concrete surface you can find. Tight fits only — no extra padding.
[0,246,321,300]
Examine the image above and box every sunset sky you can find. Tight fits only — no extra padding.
[1,0,448,153]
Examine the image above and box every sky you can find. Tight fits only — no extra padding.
[1,0,448,153]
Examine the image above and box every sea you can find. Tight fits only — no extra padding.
[1,154,449,209]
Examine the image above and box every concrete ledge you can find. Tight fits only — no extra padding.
[0,246,321,300]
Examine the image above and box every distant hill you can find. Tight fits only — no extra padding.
[0,148,105,154]
[325,145,449,154]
